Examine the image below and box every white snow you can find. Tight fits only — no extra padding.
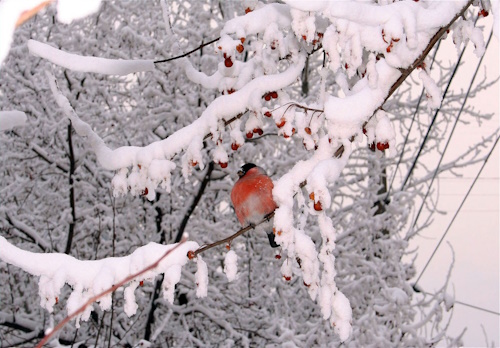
[0,236,199,325]
[0,0,47,67]
[224,250,238,282]
[0,110,27,131]
[56,0,102,24]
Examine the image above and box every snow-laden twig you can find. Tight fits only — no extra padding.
[29,40,155,75]
[0,235,202,346]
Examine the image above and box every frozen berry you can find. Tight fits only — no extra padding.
[276,118,286,128]
[264,111,272,117]
[224,57,233,68]
[305,127,312,135]
[246,132,253,139]
[219,162,228,168]
[253,128,263,136]
[271,91,278,99]
[314,201,323,211]
[231,143,239,151]
[236,44,244,53]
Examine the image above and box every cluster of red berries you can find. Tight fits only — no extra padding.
[263,91,278,101]
[246,127,263,139]
[479,9,489,17]
[309,192,323,211]
[363,127,390,152]
[368,141,389,152]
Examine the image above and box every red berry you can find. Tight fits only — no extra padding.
[276,118,286,128]
[227,88,235,94]
[225,244,230,250]
[245,7,252,14]
[224,57,233,68]
[264,111,272,117]
[303,282,310,287]
[231,143,239,151]
[246,132,253,139]
[264,94,271,101]
[362,127,367,135]
[219,162,228,168]
[284,275,291,281]
[275,254,282,260]
[345,63,349,69]
[240,37,245,44]
[376,142,386,151]
[309,192,315,201]
[253,128,263,136]
[369,142,375,151]
[479,9,489,17]
[187,251,195,260]
[271,91,278,99]
[283,133,290,139]
[384,142,390,150]
[140,280,144,287]
[236,44,244,53]
[314,201,323,211]
[305,127,312,135]
[190,160,197,167]
[141,188,148,196]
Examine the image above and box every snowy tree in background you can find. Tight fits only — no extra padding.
[0,0,497,346]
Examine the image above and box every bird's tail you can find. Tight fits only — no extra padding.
[267,232,280,248]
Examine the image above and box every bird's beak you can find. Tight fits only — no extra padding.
[237,169,244,177]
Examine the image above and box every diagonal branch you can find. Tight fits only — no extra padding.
[35,238,187,348]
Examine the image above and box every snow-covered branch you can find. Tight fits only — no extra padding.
[0,235,202,329]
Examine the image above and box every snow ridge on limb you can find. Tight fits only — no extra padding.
[46,54,306,199]
[28,40,155,75]
[0,236,199,327]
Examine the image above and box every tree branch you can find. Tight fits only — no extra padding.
[154,37,220,64]
[35,238,187,348]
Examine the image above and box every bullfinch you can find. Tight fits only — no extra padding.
[230,163,279,248]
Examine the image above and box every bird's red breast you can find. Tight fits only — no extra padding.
[231,167,277,226]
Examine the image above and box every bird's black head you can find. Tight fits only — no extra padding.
[237,163,256,177]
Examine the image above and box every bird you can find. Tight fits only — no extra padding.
[230,163,279,248]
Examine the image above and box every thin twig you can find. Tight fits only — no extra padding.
[36,238,187,348]
[15,1,53,27]
[154,37,220,64]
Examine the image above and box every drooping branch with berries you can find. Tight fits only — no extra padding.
[0,0,496,346]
